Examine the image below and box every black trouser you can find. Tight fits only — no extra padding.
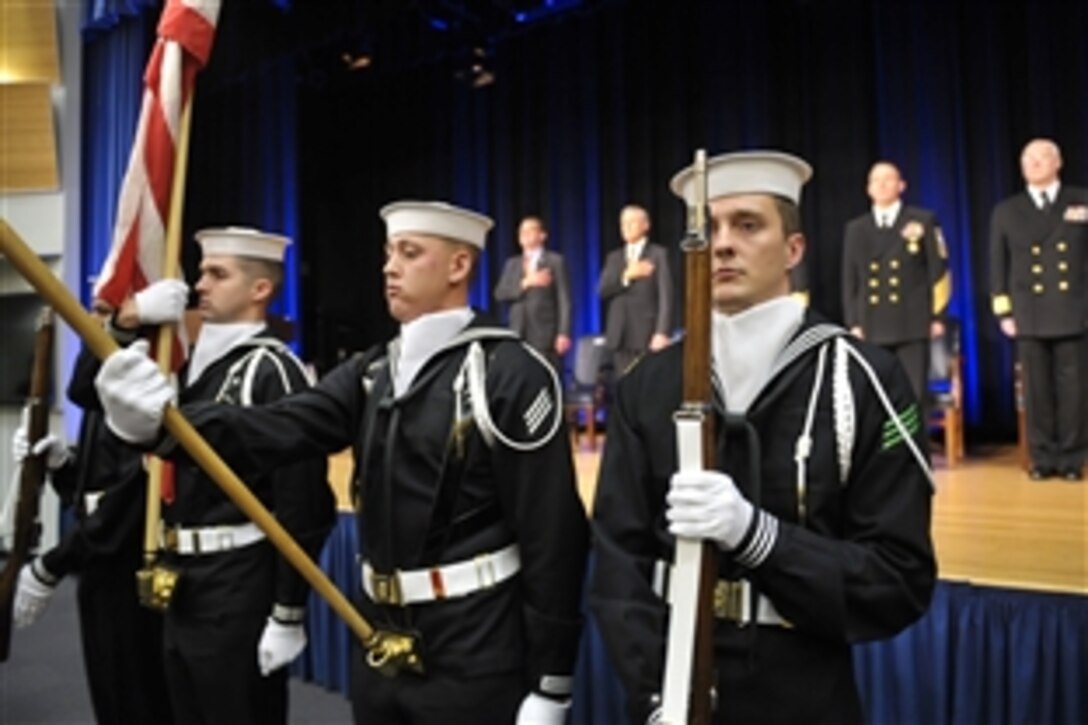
[713,626,863,725]
[881,339,930,412]
[161,543,285,725]
[1018,335,1086,472]
[78,562,174,725]
[351,642,524,725]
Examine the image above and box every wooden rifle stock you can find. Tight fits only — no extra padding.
[661,150,718,723]
[0,308,55,662]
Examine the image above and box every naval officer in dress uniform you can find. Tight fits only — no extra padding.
[591,151,936,724]
[94,202,589,724]
[842,161,951,404]
[990,138,1088,480]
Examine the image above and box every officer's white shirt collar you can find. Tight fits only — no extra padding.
[625,237,647,262]
[392,307,474,396]
[525,247,543,271]
[871,200,902,227]
[187,321,264,385]
[713,296,805,414]
[1027,180,1060,209]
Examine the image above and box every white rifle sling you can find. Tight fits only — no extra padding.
[660,413,706,725]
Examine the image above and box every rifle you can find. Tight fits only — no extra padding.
[660,150,718,723]
[0,307,55,662]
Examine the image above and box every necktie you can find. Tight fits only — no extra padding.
[1040,192,1052,212]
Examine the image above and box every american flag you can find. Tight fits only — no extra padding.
[92,0,221,320]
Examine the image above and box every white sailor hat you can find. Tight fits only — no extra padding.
[380,201,494,250]
[194,226,290,262]
[670,150,813,205]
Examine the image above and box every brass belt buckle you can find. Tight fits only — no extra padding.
[713,579,750,624]
[370,572,403,605]
[162,526,179,552]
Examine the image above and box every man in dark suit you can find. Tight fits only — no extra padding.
[598,204,675,375]
[842,161,951,402]
[990,138,1088,481]
[494,215,572,372]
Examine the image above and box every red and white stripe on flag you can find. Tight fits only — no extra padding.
[92,0,221,323]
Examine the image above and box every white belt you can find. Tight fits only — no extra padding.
[362,543,521,606]
[83,491,105,516]
[712,579,791,628]
[653,560,790,628]
[161,521,266,556]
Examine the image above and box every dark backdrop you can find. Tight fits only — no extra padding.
[86,0,1088,442]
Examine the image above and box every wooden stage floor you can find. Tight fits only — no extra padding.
[573,441,1087,595]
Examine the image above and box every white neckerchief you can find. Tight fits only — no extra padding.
[625,238,646,263]
[1027,180,1060,210]
[392,307,473,396]
[871,200,902,228]
[187,321,264,385]
[713,296,805,414]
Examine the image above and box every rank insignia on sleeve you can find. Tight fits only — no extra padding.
[882,403,920,450]
[936,227,948,259]
[523,387,553,436]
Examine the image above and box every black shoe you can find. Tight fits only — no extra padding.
[1028,466,1054,480]
[1060,468,1083,481]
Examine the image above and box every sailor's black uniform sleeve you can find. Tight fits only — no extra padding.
[41,429,146,578]
[588,367,671,723]
[158,352,373,478]
[486,341,588,698]
[242,352,337,612]
[742,345,936,642]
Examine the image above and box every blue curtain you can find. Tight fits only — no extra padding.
[79,6,157,306]
[294,0,1088,444]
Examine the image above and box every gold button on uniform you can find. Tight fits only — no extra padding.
[1059,261,1069,271]
[890,277,900,287]
[1057,241,1068,252]
[1059,280,1069,291]
[889,293,899,303]
[890,259,900,269]
[1033,283,1044,294]
[870,261,879,271]
[1032,245,1041,255]
[869,295,879,305]
[869,278,879,288]
[1032,264,1043,274]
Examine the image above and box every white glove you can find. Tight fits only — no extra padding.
[94,339,176,444]
[515,693,571,725]
[12,426,69,470]
[11,410,30,463]
[257,617,307,676]
[14,560,58,628]
[134,278,188,325]
[666,469,754,550]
